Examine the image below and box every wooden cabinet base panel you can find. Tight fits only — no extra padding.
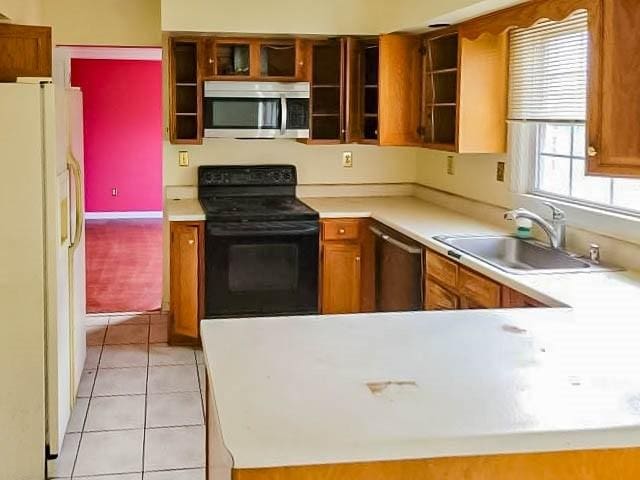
[232,447,640,480]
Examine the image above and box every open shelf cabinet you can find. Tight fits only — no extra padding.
[169,38,202,144]
[421,26,508,154]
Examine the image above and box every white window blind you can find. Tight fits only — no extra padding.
[508,10,588,122]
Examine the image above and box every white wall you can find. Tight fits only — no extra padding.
[416,149,510,207]
[164,140,418,188]
[161,0,527,35]
[0,0,43,24]
[42,0,161,46]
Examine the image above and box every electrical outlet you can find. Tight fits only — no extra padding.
[342,151,353,168]
[496,161,505,182]
[111,187,118,197]
[446,156,455,175]
[179,150,189,167]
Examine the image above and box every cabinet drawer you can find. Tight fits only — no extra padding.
[458,267,501,308]
[323,220,361,241]
[426,281,459,310]
[426,250,458,290]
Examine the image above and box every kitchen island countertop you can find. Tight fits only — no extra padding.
[196,194,640,473]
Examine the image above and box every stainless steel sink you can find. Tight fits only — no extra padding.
[434,235,620,274]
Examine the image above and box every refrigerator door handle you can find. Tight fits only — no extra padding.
[67,153,83,251]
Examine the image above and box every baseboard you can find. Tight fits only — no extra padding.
[85,211,163,219]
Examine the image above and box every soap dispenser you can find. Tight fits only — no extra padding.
[515,217,533,239]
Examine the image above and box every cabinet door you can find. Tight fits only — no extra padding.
[458,267,501,308]
[425,280,459,311]
[0,24,51,82]
[170,222,202,340]
[378,34,422,146]
[501,287,546,308]
[345,37,363,144]
[587,0,640,177]
[321,243,361,314]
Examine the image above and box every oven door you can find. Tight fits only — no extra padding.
[205,221,319,317]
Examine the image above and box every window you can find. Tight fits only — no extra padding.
[509,11,640,216]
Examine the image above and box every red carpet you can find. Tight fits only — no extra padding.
[86,219,163,313]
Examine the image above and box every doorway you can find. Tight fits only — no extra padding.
[61,47,163,313]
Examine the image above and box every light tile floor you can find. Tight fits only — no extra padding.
[50,313,206,479]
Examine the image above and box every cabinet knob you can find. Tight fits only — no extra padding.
[208,58,214,64]
[188,239,195,245]
[355,256,361,262]
[338,228,346,234]
[588,146,598,157]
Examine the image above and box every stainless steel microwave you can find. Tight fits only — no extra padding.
[203,81,310,139]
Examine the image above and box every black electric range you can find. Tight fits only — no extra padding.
[198,165,319,318]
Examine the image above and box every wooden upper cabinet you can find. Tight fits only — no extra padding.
[0,24,51,82]
[169,37,202,144]
[306,38,346,144]
[378,34,423,146]
[201,37,309,81]
[346,35,422,146]
[587,0,640,178]
[422,26,508,153]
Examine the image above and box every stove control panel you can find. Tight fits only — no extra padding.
[199,165,297,187]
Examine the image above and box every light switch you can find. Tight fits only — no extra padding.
[342,151,353,168]
[496,161,505,182]
[447,156,455,175]
[179,151,189,167]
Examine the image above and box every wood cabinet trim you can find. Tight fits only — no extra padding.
[459,0,598,40]
[231,447,640,480]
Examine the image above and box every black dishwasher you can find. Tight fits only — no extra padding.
[370,224,424,312]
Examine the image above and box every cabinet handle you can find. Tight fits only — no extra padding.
[588,146,598,157]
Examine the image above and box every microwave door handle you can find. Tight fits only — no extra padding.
[280,95,287,135]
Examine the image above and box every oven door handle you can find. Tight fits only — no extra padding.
[280,94,288,136]
[208,223,319,237]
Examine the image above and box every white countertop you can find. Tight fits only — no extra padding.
[187,194,640,468]
[202,309,640,469]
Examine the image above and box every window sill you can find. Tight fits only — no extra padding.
[513,193,640,247]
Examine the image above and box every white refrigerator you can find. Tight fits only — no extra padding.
[0,79,86,480]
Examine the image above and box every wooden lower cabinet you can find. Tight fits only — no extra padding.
[320,219,375,314]
[169,221,204,344]
[424,249,546,311]
[425,281,458,311]
[501,286,546,308]
[321,242,362,314]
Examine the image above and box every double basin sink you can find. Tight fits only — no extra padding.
[434,235,618,275]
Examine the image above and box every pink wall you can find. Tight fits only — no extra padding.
[71,59,162,212]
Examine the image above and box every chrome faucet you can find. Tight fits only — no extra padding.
[504,202,566,249]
